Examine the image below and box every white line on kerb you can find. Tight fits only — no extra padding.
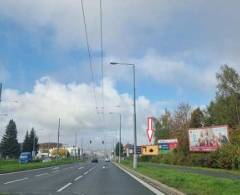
[57,182,72,192]
[4,177,28,185]
[74,175,83,181]
[35,173,49,177]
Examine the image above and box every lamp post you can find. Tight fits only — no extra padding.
[110,62,137,169]
[109,112,121,163]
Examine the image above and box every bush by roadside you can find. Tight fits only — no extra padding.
[140,144,240,170]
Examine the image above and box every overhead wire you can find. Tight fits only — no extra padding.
[100,0,105,116]
[80,0,99,113]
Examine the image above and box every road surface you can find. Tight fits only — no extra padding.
[0,161,159,195]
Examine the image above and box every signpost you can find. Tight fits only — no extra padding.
[146,117,155,143]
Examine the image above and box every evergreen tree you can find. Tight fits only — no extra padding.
[29,128,39,154]
[0,120,20,159]
[22,131,31,152]
[115,142,123,157]
[190,108,204,128]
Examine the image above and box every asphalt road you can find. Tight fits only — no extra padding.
[0,161,158,195]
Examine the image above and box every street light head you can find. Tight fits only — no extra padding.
[110,62,118,65]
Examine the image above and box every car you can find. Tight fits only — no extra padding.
[91,158,98,163]
[105,158,110,162]
[19,152,32,163]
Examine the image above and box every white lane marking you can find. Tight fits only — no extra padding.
[78,167,84,170]
[35,173,49,177]
[57,182,72,192]
[74,175,83,181]
[102,166,105,169]
[4,177,28,185]
[52,170,60,173]
[84,171,88,175]
[117,165,164,195]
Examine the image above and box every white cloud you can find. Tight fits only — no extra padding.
[0,77,166,148]
[0,0,184,55]
[0,62,9,82]
[136,51,218,92]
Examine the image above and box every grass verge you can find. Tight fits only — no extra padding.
[121,160,240,195]
[0,159,80,174]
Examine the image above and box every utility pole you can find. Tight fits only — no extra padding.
[110,62,137,169]
[119,114,121,163]
[48,133,50,157]
[57,118,60,159]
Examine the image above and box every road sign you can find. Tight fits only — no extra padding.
[141,145,159,156]
[136,146,141,154]
[146,117,155,143]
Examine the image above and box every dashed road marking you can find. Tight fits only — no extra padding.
[35,173,49,177]
[57,182,72,192]
[78,167,84,170]
[52,170,60,173]
[74,175,83,181]
[4,177,28,185]
[84,171,88,175]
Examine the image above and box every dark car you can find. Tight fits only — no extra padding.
[91,158,98,163]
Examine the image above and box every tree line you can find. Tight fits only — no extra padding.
[0,120,39,159]
[150,65,240,169]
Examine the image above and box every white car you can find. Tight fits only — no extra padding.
[105,158,110,162]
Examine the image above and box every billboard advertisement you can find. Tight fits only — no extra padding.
[158,139,178,153]
[189,125,229,152]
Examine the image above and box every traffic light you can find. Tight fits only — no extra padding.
[90,140,92,144]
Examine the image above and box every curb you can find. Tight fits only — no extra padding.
[114,162,185,195]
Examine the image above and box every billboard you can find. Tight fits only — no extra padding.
[141,145,159,156]
[189,125,229,152]
[158,139,178,153]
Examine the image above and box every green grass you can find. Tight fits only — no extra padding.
[122,161,240,195]
[0,159,80,174]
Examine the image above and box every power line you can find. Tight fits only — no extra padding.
[80,0,98,112]
[100,0,105,115]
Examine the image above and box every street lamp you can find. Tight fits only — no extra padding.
[110,62,137,169]
[109,112,122,163]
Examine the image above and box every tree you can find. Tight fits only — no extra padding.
[22,131,31,152]
[154,109,172,143]
[190,108,204,128]
[206,65,240,128]
[0,120,20,159]
[22,128,39,153]
[29,128,39,154]
[115,142,123,157]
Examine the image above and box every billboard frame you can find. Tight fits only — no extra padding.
[188,125,229,152]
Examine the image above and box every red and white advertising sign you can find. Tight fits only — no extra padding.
[146,117,155,143]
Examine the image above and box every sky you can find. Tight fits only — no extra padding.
[0,0,240,150]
